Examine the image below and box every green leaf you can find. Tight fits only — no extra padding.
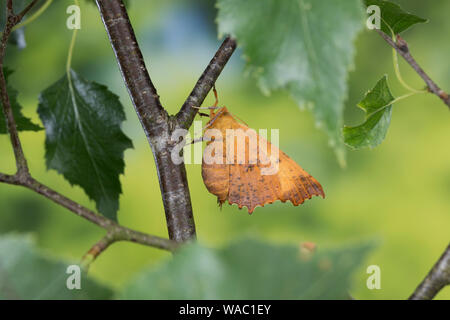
[0,68,42,134]
[364,0,427,35]
[119,239,374,300]
[217,0,365,166]
[343,75,394,149]
[0,234,113,300]
[38,70,133,221]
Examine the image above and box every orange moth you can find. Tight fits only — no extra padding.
[198,91,325,214]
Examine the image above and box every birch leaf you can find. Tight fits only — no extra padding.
[217,0,365,166]
[38,70,133,221]
[0,234,113,300]
[0,68,41,134]
[343,75,394,149]
[364,0,427,35]
[120,238,374,299]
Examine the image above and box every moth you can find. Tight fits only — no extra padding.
[198,93,325,214]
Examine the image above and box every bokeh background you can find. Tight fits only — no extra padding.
[0,0,448,299]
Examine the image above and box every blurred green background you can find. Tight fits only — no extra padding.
[0,0,448,299]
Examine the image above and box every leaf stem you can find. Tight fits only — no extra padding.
[380,18,424,94]
[392,46,425,94]
[386,26,425,93]
[376,29,450,109]
[365,91,424,118]
[66,0,79,74]
[390,91,423,104]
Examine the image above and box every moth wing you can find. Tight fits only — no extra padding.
[228,162,282,213]
[202,110,324,213]
[236,124,324,208]
[201,127,229,205]
[202,160,229,205]
[276,150,325,205]
[226,122,282,213]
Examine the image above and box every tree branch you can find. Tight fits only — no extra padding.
[0,172,17,184]
[95,0,166,139]
[0,1,36,179]
[176,36,237,129]
[0,172,178,252]
[96,0,197,242]
[81,232,115,269]
[409,243,450,300]
[376,30,450,109]
[96,1,236,243]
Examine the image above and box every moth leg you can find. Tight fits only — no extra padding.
[191,105,221,110]
[191,86,220,112]
[212,85,219,107]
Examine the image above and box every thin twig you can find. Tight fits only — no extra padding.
[6,0,12,15]
[176,37,237,129]
[376,30,450,109]
[16,0,40,21]
[409,243,450,300]
[0,172,16,184]
[0,1,36,178]
[80,232,115,269]
[0,172,179,252]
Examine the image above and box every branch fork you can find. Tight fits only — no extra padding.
[95,0,236,243]
[1,0,236,265]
